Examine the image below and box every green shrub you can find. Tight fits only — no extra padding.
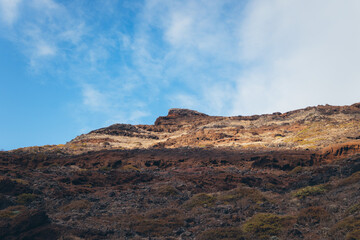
[198,227,245,240]
[292,185,327,199]
[242,213,293,239]
[218,186,267,204]
[16,193,37,205]
[183,193,216,209]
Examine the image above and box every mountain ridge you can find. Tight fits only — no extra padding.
[15,102,359,155]
[1,102,360,239]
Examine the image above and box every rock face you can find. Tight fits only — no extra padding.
[1,103,360,239]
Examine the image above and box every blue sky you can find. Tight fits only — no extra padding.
[1,0,360,150]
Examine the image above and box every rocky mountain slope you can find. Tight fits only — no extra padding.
[16,103,360,155]
[1,103,360,239]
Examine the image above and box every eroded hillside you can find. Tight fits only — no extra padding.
[1,103,360,239]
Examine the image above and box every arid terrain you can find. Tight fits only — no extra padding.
[1,103,360,239]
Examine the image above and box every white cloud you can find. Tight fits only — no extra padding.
[232,0,360,115]
[165,12,193,46]
[36,41,56,56]
[82,85,108,112]
[0,0,22,25]
[32,0,59,11]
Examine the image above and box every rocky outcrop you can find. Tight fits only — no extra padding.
[154,108,218,132]
[155,108,209,126]
[167,108,208,117]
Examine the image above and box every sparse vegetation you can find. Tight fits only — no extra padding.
[16,193,37,205]
[292,185,327,199]
[183,193,216,209]
[242,213,293,239]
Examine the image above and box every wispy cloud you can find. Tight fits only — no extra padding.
[0,0,22,25]
[129,0,245,115]
[82,84,108,112]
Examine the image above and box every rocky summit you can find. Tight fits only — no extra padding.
[1,103,360,239]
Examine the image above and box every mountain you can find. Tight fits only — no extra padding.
[1,103,360,239]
